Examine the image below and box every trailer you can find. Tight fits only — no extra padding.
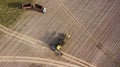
[21,3,32,9]
[33,3,46,13]
[21,3,46,13]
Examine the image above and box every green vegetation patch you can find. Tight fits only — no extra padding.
[0,0,33,27]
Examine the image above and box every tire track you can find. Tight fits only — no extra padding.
[0,24,93,67]
[55,0,99,43]
[62,52,96,67]
[55,0,98,67]
[57,0,120,66]
[0,24,46,49]
[62,56,88,67]
[0,56,80,67]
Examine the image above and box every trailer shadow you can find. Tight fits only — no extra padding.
[8,2,22,9]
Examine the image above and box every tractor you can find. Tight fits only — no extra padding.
[51,33,71,56]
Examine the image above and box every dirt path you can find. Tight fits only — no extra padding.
[62,52,96,67]
[0,56,80,67]
[0,24,45,49]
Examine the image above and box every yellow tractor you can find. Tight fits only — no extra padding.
[51,33,71,56]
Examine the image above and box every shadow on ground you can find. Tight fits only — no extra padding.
[7,2,22,9]
[40,31,63,48]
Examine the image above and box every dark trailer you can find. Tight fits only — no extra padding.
[33,4,46,13]
[21,3,32,9]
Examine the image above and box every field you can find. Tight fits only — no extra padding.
[0,0,120,67]
[0,0,32,27]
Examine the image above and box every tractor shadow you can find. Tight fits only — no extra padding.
[40,31,63,49]
[7,2,22,9]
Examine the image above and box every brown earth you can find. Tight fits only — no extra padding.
[0,0,120,67]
